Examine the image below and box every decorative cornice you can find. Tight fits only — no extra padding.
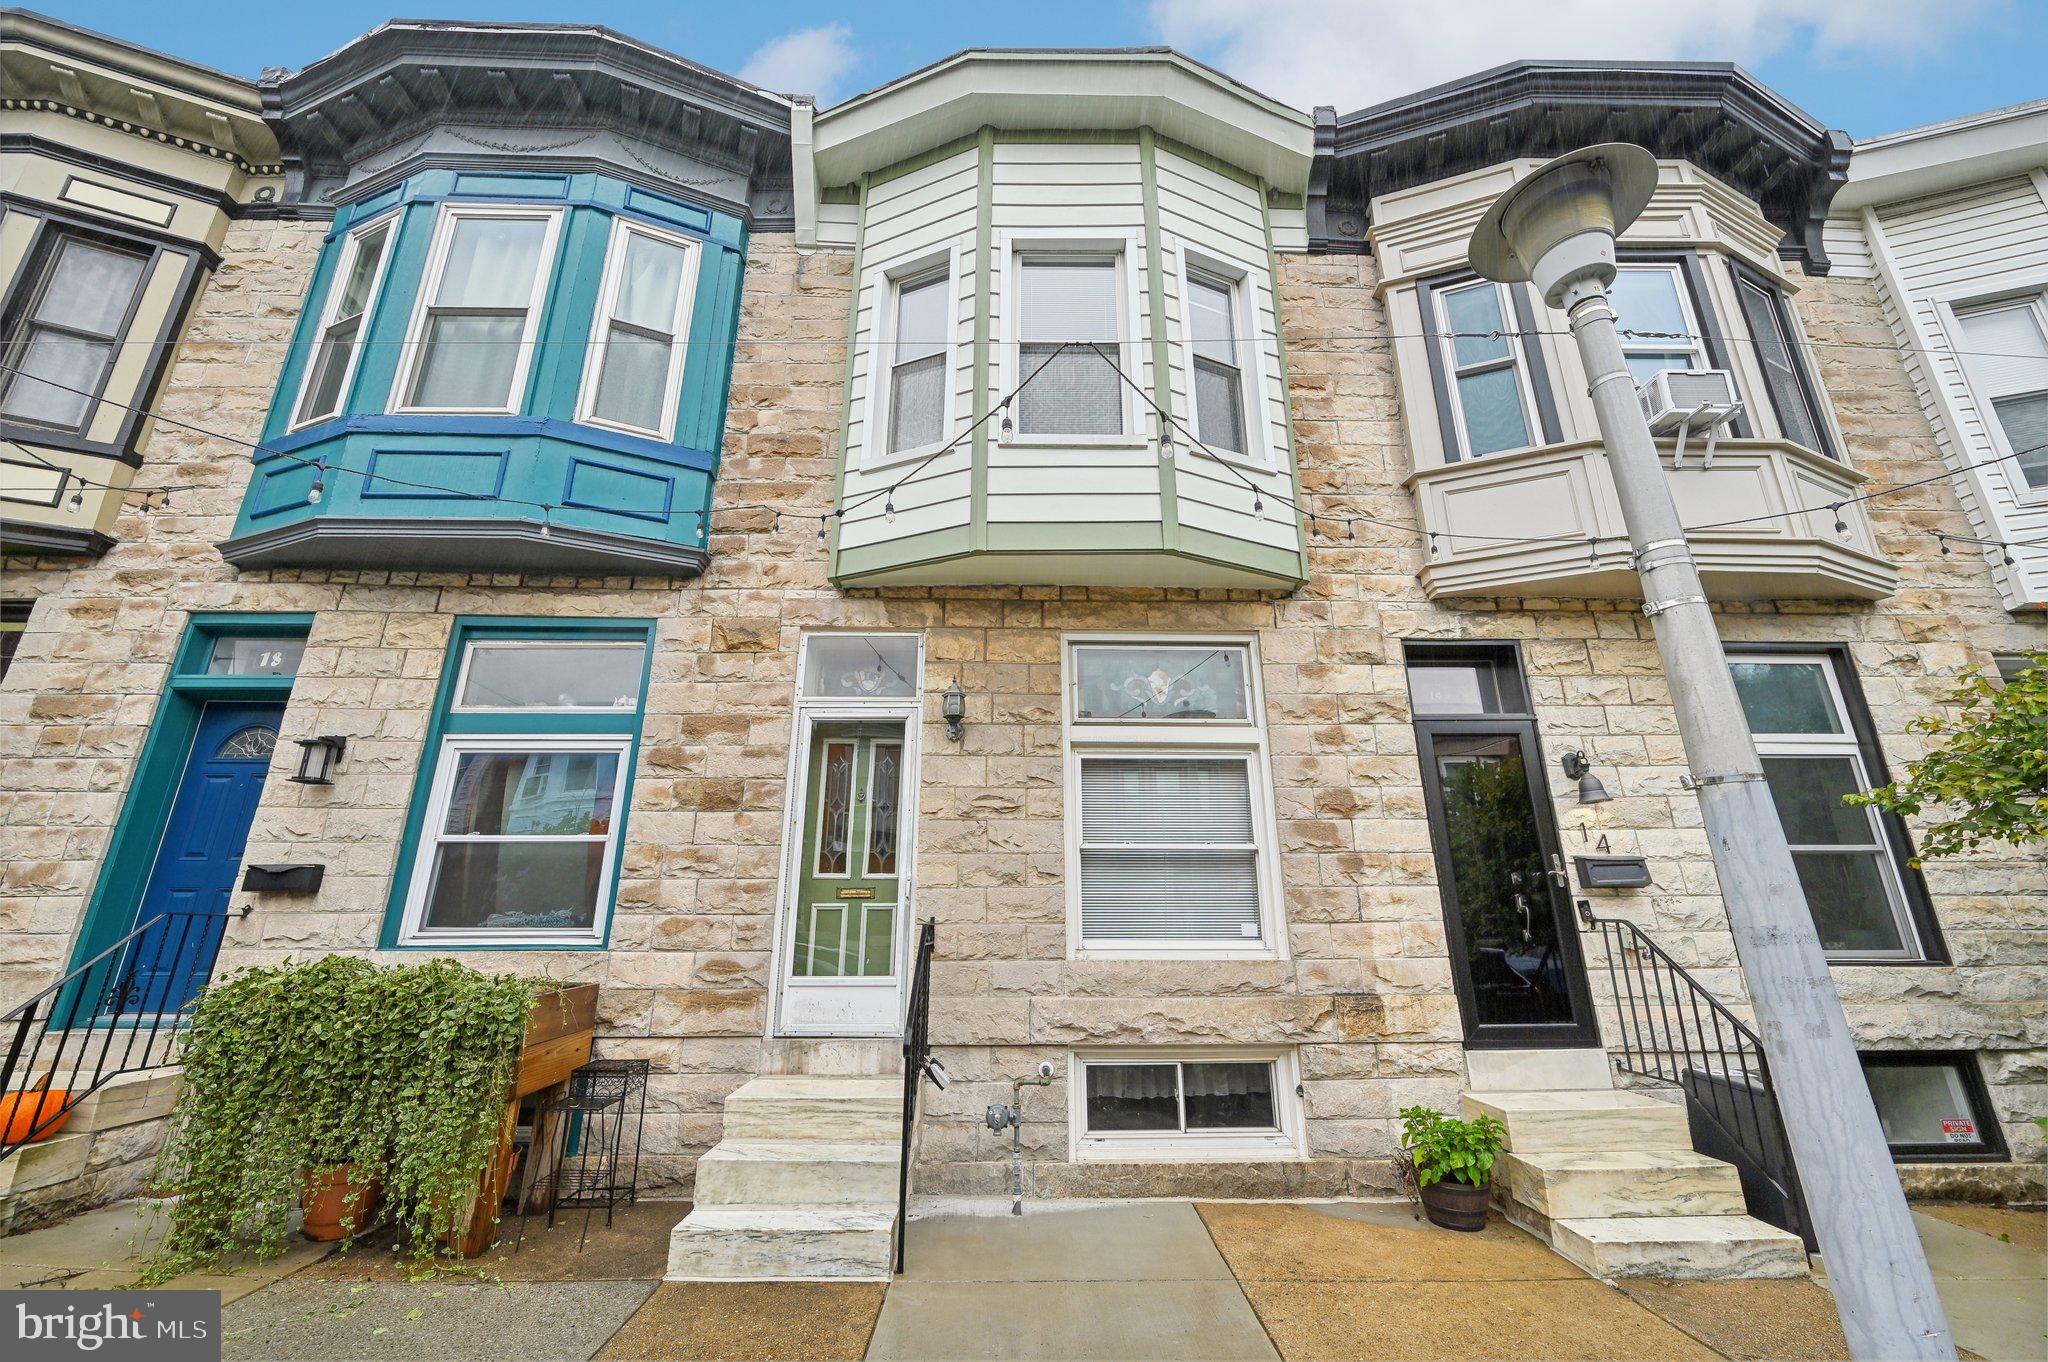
[0,97,281,178]
[1308,60,1850,273]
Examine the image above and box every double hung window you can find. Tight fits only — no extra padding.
[0,228,150,430]
[398,207,560,413]
[1609,264,1708,386]
[1064,639,1277,954]
[1430,278,1540,459]
[397,631,649,947]
[1727,652,1929,960]
[1186,269,1248,455]
[293,217,394,428]
[1734,273,1833,456]
[578,218,699,439]
[1954,296,2048,496]
[881,265,951,457]
[1015,253,1124,438]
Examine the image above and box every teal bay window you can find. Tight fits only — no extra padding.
[386,620,653,949]
[221,171,746,576]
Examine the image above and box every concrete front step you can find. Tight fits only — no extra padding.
[1551,1214,1809,1280]
[1465,1089,1691,1155]
[666,1204,896,1281]
[1498,1148,1746,1221]
[759,1039,903,1077]
[719,1076,900,1143]
[0,1131,92,1197]
[692,1139,899,1206]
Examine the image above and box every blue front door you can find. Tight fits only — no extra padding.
[113,700,282,1014]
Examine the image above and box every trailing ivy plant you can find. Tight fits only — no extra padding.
[143,956,536,1281]
[1397,1104,1507,1188]
[1848,652,2048,865]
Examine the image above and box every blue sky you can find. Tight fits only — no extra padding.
[34,0,2047,138]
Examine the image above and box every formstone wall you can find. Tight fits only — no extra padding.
[1,227,2040,1209]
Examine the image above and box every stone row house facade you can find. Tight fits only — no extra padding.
[0,13,2041,1263]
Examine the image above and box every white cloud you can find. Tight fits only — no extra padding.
[1150,0,1991,113]
[739,23,861,102]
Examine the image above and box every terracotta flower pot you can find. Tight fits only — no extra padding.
[1417,1176,1493,1232]
[0,1088,72,1144]
[301,1164,382,1242]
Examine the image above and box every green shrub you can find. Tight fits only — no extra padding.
[143,956,535,1281]
[1397,1105,1507,1188]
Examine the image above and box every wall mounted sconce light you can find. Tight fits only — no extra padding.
[943,681,967,742]
[1560,749,1611,805]
[289,735,347,785]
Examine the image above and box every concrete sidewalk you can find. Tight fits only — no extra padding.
[0,1194,2037,1359]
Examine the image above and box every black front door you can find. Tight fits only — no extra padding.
[1408,646,1598,1049]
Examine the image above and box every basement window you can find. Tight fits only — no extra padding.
[1071,1048,1303,1161]
[1859,1052,2005,1161]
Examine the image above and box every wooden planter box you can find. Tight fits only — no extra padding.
[447,983,598,1258]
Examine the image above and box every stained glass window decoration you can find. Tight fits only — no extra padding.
[1072,644,1251,721]
[215,726,278,761]
[866,742,902,876]
[814,741,855,875]
[800,635,919,699]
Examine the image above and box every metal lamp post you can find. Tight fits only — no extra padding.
[1469,144,1952,1361]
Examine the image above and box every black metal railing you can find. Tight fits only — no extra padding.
[1,909,235,1165]
[895,917,937,1275]
[1577,902,1810,1246]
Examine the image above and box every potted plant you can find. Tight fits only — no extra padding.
[143,957,537,1281]
[1398,1104,1507,1232]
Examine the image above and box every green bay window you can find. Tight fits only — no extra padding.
[387,621,653,949]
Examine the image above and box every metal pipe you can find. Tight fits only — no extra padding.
[1008,1066,1054,1216]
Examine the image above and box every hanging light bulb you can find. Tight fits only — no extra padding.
[1936,533,1951,556]
[1831,504,1847,535]
[1252,494,1265,520]
[306,475,324,505]
[69,489,84,509]
[999,411,1014,441]
[884,494,897,523]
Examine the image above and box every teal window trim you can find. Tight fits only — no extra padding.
[67,614,313,975]
[379,616,656,951]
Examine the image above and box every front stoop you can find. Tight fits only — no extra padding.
[0,1068,184,1231]
[667,1072,902,1282]
[1466,1085,1807,1281]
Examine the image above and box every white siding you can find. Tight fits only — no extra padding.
[839,148,979,551]
[1856,174,2048,607]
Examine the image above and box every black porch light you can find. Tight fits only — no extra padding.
[1559,749,1611,805]
[289,735,347,785]
[943,680,967,742]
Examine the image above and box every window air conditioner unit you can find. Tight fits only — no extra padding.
[1637,369,1742,468]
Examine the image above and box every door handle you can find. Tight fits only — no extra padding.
[1548,854,1569,889]
[1512,892,1534,945]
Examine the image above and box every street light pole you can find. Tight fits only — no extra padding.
[1470,145,1952,1362]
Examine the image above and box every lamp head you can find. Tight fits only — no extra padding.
[1469,143,1658,309]
[1560,749,1613,806]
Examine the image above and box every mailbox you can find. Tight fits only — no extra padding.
[1572,855,1652,890]
[241,863,325,894]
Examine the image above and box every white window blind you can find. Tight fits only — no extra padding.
[586,225,692,436]
[888,269,949,453]
[1078,756,1261,943]
[405,212,554,411]
[295,220,392,427]
[1018,255,1122,436]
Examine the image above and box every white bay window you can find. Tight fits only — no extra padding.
[878,262,953,459]
[1014,250,1127,439]
[293,216,394,428]
[1063,638,1280,956]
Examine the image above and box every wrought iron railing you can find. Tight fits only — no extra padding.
[1577,902,1810,1246]
[895,917,937,1275]
[1,909,235,1164]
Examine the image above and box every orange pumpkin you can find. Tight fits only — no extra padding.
[0,1088,73,1144]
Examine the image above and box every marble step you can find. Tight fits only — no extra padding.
[666,1204,896,1281]
[0,1131,92,1198]
[758,1038,903,1077]
[1551,1214,1808,1280]
[1465,1089,1691,1155]
[1499,1148,1746,1220]
[719,1077,900,1143]
[692,1139,900,1207]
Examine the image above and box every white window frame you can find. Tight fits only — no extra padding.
[1729,651,1922,962]
[1060,633,1285,960]
[391,202,563,417]
[1430,277,1544,462]
[997,230,1146,448]
[289,212,398,431]
[1175,246,1275,469]
[573,215,701,441]
[397,733,632,948]
[1069,1045,1306,1163]
[450,638,649,714]
[862,246,961,471]
[1612,262,1709,380]
[1947,290,2048,508]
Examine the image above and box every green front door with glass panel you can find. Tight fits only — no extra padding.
[783,721,907,1034]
